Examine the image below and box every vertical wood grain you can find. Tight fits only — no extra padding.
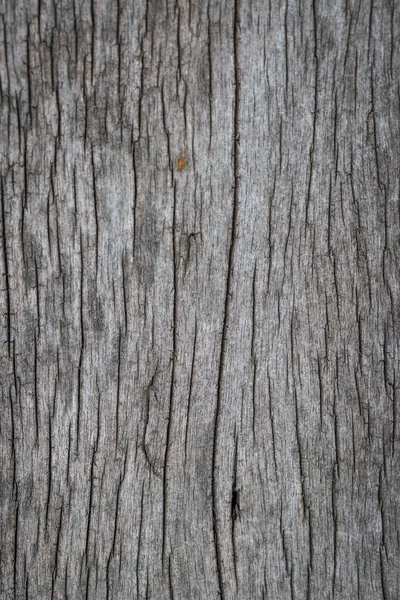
[0,0,399,598]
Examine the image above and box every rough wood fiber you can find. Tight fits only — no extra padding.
[1,0,399,598]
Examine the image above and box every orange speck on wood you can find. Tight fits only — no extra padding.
[177,155,186,170]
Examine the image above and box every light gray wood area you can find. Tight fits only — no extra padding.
[1,0,399,598]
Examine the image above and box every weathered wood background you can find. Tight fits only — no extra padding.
[1,0,400,598]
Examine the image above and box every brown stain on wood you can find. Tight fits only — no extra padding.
[177,155,186,170]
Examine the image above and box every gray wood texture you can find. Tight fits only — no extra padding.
[1,0,400,598]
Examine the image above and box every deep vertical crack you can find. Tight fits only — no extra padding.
[162,182,178,567]
[1,177,12,356]
[211,1,241,597]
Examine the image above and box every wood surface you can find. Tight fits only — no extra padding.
[1,0,399,598]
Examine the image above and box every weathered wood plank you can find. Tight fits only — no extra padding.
[1,0,399,598]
